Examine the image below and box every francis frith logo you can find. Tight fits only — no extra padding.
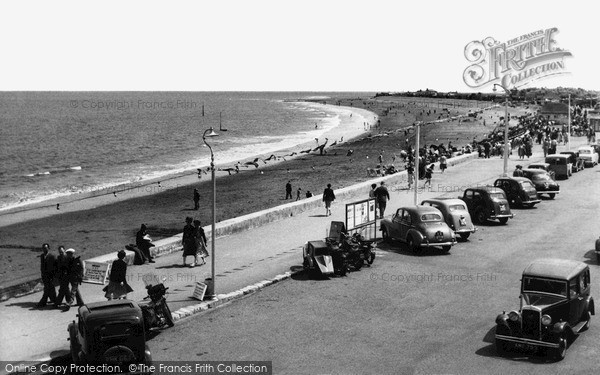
[463,27,572,89]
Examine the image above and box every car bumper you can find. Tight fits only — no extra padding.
[538,189,559,194]
[495,334,559,348]
[454,228,476,234]
[524,199,541,204]
[421,240,456,248]
[490,213,513,219]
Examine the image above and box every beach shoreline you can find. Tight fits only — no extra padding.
[0,103,376,228]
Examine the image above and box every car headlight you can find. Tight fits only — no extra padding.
[541,314,552,326]
[508,310,520,322]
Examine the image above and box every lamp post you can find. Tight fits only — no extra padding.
[203,127,218,299]
[493,83,510,176]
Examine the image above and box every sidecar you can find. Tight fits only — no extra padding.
[302,240,334,277]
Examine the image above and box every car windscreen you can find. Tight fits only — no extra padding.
[522,277,567,297]
[579,149,591,154]
[519,181,535,190]
[489,192,505,200]
[448,204,466,211]
[530,173,551,181]
[421,213,442,221]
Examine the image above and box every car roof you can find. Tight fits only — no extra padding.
[522,168,546,174]
[422,198,466,206]
[522,259,588,280]
[402,205,441,214]
[466,185,503,193]
[79,299,143,324]
[528,162,549,167]
[546,154,569,159]
[496,176,530,182]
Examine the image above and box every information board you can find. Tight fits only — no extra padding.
[345,198,377,241]
[192,282,208,301]
[82,261,112,285]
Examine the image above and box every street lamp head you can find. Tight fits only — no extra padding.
[203,127,219,139]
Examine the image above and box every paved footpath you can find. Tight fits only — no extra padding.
[0,138,589,363]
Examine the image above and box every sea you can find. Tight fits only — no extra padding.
[0,91,373,212]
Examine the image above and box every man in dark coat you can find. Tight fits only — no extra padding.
[285,181,292,200]
[193,188,200,210]
[55,246,71,306]
[373,181,391,219]
[322,183,336,216]
[64,248,84,309]
[37,243,57,307]
[136,224,155,263]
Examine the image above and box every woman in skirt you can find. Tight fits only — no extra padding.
[103,250,133,300]
[194,220,209,265]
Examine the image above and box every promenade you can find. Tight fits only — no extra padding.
[0,137,589,363]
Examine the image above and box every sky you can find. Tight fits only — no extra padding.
[1,0,598,93]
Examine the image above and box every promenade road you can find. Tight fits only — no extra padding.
[0,137,591,363]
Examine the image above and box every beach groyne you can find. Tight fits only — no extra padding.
[0,151,478,301]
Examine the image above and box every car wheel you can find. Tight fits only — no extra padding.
[552,336,567,360]
[548,193,556,199]
[381,226,390,243]
[495,338,511,356]
[460,232,471,240]
[441,245,451,253]
[498,217,509,225]
[475,208,486,224]
[407,236,418,253]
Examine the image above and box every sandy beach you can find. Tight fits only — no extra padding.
[0,96,516,288]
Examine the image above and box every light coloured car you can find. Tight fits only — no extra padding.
[420,198,476,240]
[577,146,598,167]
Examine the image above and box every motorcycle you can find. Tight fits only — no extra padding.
[139,275,175,331]
[339,232,376,270]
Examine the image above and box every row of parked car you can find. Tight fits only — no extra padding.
[379,142,599,361]
[380,144,600,253]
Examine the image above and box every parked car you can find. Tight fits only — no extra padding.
[495,259,594,360]
[559,151,585,172]
[577,146,598,167]
[527,162,556,180]
[493,177,541,208]
[545,154,572,180]
[420,198,476,240]
[458,186,513,224]
[380,205,456,253]
[521,169,560,199]
[68,299,152,365]
[596,236,600,264]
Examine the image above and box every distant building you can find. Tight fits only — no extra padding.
[538,102,569,124]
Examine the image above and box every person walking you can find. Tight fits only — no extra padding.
[423,164,434,188]
[193,219,209,266]
[193,188,200,210]
[103,250,133,300]
[136,224,155,263]
[369,183,377,198]
[374,181,390,219]
[513,165,524,177]
[55,246,71,307]
[64,248,84,309]
[439,154,447,173]
[406,162,415,189]
[37,243,57,307]
[285,181,292,200]
[322,183,336,216]
[296,187,302,201]
[182,217,197,267]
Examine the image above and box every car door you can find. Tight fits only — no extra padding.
[399,209,413,241]
[462,190,474,213]
[389,209,403,239]
[568,276,583,325]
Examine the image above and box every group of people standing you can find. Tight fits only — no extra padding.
[182,217,209,267]
[37,243,84,309]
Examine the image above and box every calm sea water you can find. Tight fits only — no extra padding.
[0,92,371,211]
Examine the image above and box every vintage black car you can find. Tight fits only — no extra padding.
[380,206,456,252]
[493,177,541,208]
[68,299,152,366]
[527,162,556,180]
[459,186,513,224]
[495,259,594,360]
[559,151,585,172]
[521,169,560,199]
